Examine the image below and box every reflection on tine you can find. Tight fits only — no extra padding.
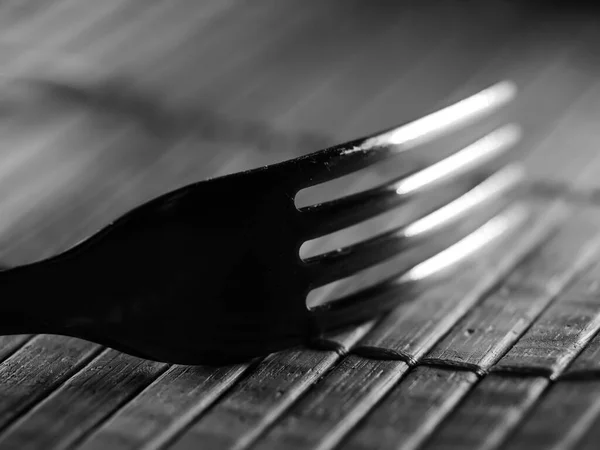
[394,125,521,196]
[0,81,528,365]
[402,165,524,238]
[403,205,528,283]
[364,80,516,149]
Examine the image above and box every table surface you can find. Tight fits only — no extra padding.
[0,1,600,449]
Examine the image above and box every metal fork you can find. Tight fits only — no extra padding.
[0,81,528,365]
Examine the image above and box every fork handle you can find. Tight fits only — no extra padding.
[0,263,67,334]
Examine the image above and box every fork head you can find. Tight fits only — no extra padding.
[0,81,529,365]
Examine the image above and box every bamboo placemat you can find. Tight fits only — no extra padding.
[0,1,599,449]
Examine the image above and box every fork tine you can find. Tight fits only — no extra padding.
[303,164,525,288]
[310,203,529,330]
[298,124,521,239]
[281,81,517,189]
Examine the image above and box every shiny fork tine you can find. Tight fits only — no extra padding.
[312,202,530,330]
[303,164,526,288]
[282,81,517,189]
[298,124,522,239]
[293,81,526,332]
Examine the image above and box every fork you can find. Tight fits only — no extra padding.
[0,81,529,365]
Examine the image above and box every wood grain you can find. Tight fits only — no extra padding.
[420,374,548,450]
[0,350,167,450]
[0,335,101,431]
[499,380,600,450]
[340,366,478,450]
[77,362,251,450]
[419,256,600,449]
[0,335,32,362]
[573,402,600,450]
[82,324,370,449]
[563,331,600,378]
[338,206,600,450]
[251,355,407,450]
[493,257,600,377]
[168,350,348,450]
[422,206,600,373]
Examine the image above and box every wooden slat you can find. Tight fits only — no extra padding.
[98,0,241,71]
[0,0,58,30]
[420,256,600,449]
[0,335,101,430]
[272,2,452,135]
[0,122,143,265]
[307,0,522,142]
[159,323,373,450]
[163,1,344,110]
[217,2,395,125]
[563,330,600,377]
[165,0,394,173]
[338,206,600,449]
[574,404,600,450]
[494,303,600,449]
[251,355,407,450]
[0,0,88,39]
[422,206,600,373]
[2,0,122,45]
[150,0,521,178]
[128,0,402,188]
[169,350,353,450]
[167,1,336,112]
[0,350,167,450]
[76,363,250,450]
[73,0,200,64]
[498,380,600,450]
[123,0,280,90]
[78,325,371,450]
[0,335,32,362]
[421,374,549,450]
[325,2,524,142]
[493,257,600,377]
[0,0,125,78]
[58,0,169,56]
[286,0,568,144]
[339,367,478,450]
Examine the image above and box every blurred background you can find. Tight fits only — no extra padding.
[0,0,598,266]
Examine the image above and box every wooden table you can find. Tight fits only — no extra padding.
[0,1,599,449]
